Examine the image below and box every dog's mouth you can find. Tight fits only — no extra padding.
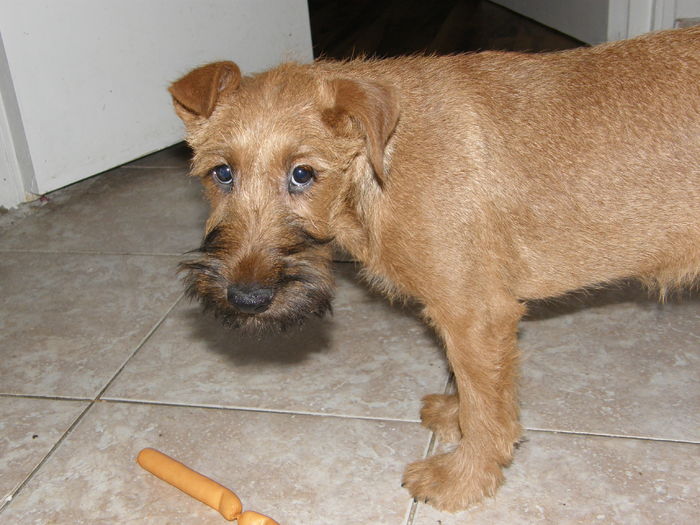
[179,259,334,332]
[179,227,335,331]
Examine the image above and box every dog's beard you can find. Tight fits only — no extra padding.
[179,226,334,332]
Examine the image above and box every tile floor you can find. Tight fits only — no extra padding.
[1,144,698,524]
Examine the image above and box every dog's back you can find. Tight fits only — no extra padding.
[315,26,700,300]
[477,26,700,298]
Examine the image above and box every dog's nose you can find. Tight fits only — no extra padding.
[226,284,275,314]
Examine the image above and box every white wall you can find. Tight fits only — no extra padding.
[677,0,700,18]
[495,0,615,44]
[493,0,612,43]
[0,0,313,208]
[674,0,700,25]
[493,0,698,44]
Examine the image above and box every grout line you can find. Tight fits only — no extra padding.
[404,499,418,525]
[0,393,90,402]
[0,248,185,257]
[405,430,438,525]
[96,397,424,424]
[423,430,439,460]
[4,393,693,445]
[522,426,700,445]
[405,494,420,524]
[94,292,187,401]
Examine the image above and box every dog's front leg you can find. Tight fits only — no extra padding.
[403,291,524,512]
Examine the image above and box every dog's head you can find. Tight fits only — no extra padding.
[170,60,399,330]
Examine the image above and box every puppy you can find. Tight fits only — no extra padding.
[169,26,700,511]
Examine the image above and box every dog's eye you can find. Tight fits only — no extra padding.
[289,165,315,192]
[211,164,234,186]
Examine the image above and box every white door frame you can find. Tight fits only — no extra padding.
[494,0,687,44]
[0,32,35,208]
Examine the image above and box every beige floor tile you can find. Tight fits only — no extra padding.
[520,286,700,441]
[104,264,450,421]
[1,401,429,524]
[0,397,88,506]
[0,165,207,255]
[0,252,182,398]
[413,431,700,524]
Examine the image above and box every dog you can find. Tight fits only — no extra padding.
[168,26,700,512]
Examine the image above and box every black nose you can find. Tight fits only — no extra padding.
[226,284,275,314]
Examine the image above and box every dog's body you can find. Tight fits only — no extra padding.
[170,26,699,511]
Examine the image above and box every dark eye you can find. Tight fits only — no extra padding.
[289,165,315,192]
[211,164,234,185]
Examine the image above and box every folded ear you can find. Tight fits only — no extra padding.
[169,61,241,124]
[326,78,399,185]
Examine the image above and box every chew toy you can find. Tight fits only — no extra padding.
[137,448,278,524]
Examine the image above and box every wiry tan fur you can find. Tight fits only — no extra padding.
[170,26,700,512]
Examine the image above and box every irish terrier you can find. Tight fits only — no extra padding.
[169,26,699,512]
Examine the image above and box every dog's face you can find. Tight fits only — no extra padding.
[169,61,399,330]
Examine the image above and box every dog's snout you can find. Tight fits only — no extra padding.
[226,284,275,314]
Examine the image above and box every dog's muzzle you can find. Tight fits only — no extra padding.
[226,284,275,314]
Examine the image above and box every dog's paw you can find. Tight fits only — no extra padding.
[420,394,461,443]
[402,451,504,512]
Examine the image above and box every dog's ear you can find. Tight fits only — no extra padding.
[169,61,241,124]
[326,78,400,185]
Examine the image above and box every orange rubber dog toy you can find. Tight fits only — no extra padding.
[137,448,278,524]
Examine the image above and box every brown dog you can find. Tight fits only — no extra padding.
[169,26,700,512]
